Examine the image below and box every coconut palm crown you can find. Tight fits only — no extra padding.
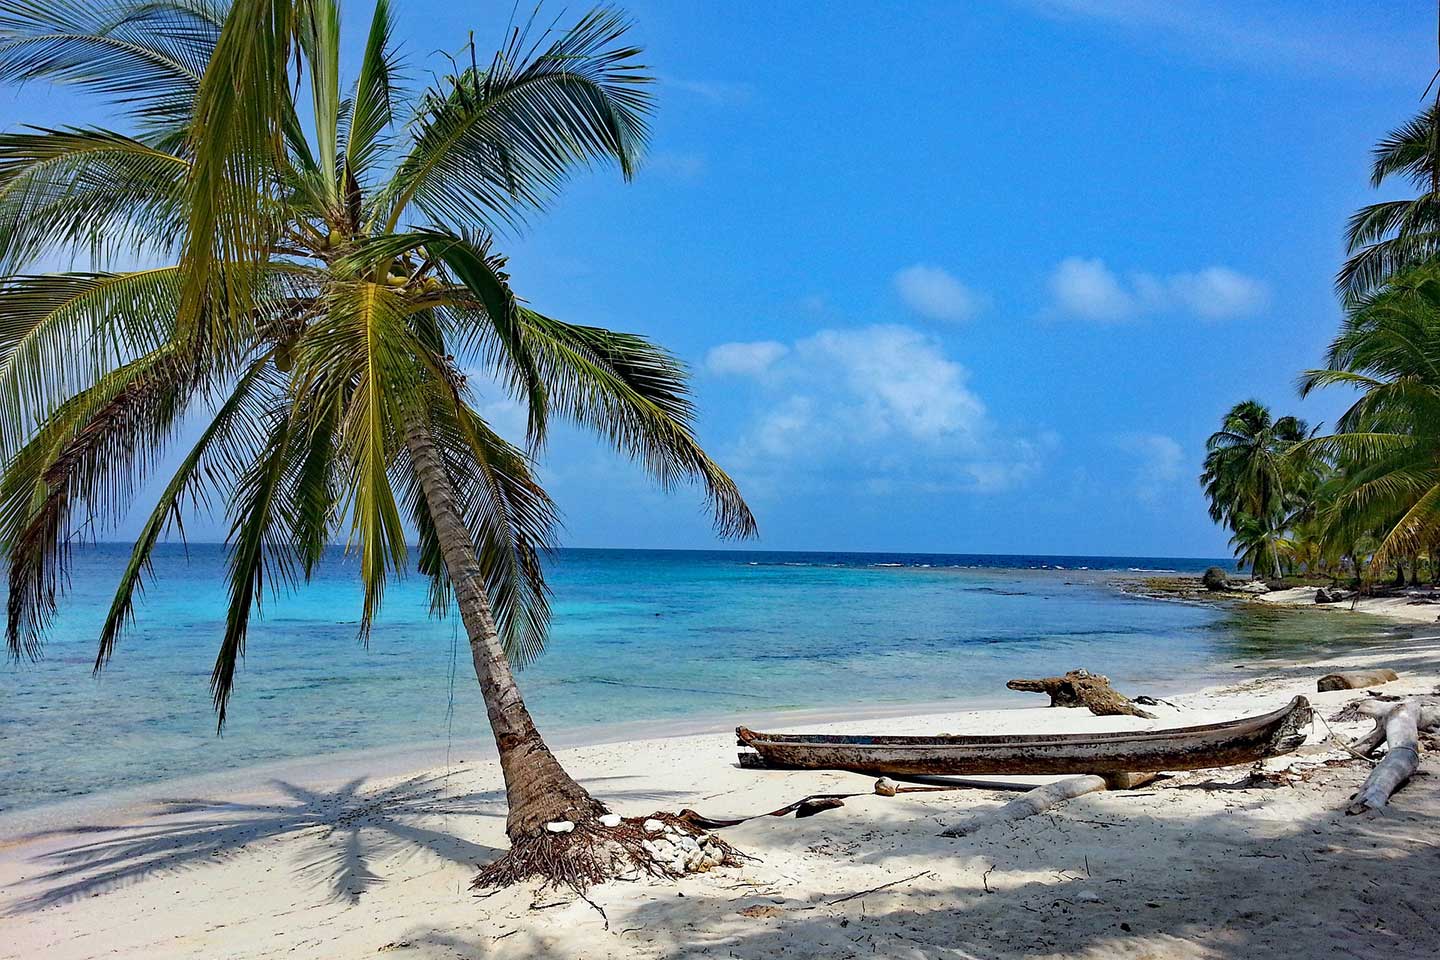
[1340,102,1440,299]
[1298,266,1440,572]
[0,0,754,877]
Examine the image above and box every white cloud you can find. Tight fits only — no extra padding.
[646,151,707,180]
[1050,257,1139,321]
[1166,267,1269,320]
[715,325,1049,495]
[1011,1,1421,79]
[660,76,757,105]
[1047,257,1267,322]
[705,340,789,377]
[797,327,986,442]
[1114,432,1184,504]
[893,264,985,322]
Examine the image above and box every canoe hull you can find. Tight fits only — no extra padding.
[736,696,1312,776]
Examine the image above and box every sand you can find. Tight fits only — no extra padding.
[1255,584,1440,625]
[3,635,1439,959]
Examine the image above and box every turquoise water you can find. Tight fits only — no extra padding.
[0,546,1401,813]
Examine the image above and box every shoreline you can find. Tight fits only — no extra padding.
[0,666,1237,841]
[1,571,1417,837]
[5,628,1438,958]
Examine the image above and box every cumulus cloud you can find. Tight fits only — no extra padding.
[893,264,985,322]
[713,325,1049,495]
[1048,257,1267,322]
[797,327,986,442]
[705,340,789,376]
[1114,432,1185,504]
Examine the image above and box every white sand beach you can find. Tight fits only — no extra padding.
[1255,585,1440,625]
[3,632,1438,959]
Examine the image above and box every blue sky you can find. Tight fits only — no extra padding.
[5,1,1435,557]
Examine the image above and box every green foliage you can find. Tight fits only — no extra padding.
[1340,103,1440,300]
[0,0,754,727]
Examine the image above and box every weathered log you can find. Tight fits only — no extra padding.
[1348,701,1421,814]
[1102,771,1158,789]
[1348,697,1440,758]
[1007,669,1157,719]
[940,775,1108,837]
[1318,669,1399,692]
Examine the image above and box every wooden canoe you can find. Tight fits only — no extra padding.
[736,695,1312,776]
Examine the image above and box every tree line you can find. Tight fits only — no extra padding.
[1203,105,1440,585]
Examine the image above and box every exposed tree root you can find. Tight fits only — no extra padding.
[472,812,745,893]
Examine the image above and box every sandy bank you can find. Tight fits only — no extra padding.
[3,634,1438,959]
[1253,584,1440,625]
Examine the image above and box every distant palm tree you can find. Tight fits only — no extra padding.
[0,0,753,886]
[1339,103,1440,299]
[1200,401,1310,530]
[1299,266,1440,575]
[1227,514,1292,580]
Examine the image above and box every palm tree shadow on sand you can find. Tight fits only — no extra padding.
[4,773,680,914]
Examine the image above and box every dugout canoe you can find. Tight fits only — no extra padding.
[735,696,1312,776]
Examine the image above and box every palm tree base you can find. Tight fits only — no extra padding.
[472,812,745,892]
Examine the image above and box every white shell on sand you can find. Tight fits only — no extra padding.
[599,813,622,828]
[544,820,575,834]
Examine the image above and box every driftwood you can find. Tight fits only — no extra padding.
[941,775,1109,837]
[1318,669,1399,692]
[1347,696,1440,757]
[1348,701,1421,815]
[938,771,1158,838]
[1007,669,1157,719]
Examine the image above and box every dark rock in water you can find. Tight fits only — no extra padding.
[1201,567,1230,591]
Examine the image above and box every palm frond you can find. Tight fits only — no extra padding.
[98,355,279,668]
[0,267,180,461]
[381,5,651,232]
[0,0,223,130]
[343,0,400,190]
[0,126,189,270]
[510,308,755,539]
[2,344,192,660]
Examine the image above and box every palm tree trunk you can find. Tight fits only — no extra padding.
[404,417,606,839]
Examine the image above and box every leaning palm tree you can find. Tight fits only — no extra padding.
[0,0,753,888]
[1298,265,1440,580]
[1339,103,1440,299]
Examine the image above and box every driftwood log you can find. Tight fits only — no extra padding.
[1318,669,1399,692]
[941,775,1108,837]
[938,771,1157,837]
[1347,696,1440,757]
[1007,669,1157,719]
[1348,701,1421,815]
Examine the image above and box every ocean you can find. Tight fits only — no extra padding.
[0,545,1402,814]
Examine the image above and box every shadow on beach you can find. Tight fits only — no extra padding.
[2,773,510,912]
[366,763,1440,960]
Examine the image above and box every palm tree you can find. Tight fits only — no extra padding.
[1298,265,1440,579]
[1200,401,1310,524]
[1339,103,1440,299]
[1227,514,1292,580]
[0,0,753,887]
